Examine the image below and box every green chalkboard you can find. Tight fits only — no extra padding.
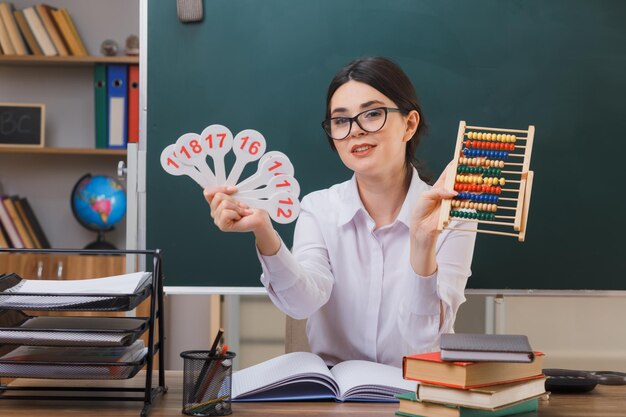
[147,0,626,290]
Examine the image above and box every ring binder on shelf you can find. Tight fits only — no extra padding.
[0,248,167,417]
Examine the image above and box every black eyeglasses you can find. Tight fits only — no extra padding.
[321,107,404,140]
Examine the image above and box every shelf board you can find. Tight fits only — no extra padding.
[0,55,139,66]
[0,147,127,156]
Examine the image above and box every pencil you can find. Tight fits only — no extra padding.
[196,344,229,403]
[190,328,223,402]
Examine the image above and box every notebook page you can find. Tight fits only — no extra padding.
[232,352,338,399]
[330,360,416,401]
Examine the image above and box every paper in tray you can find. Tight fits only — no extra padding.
[0,272,152,311]
[0,310,149,347]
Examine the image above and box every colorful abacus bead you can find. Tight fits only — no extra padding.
[458,202,496,212]
[467,132,516,144]
[457,166,503,177]
[449,210,496,221]
[476,193,498,203]
[464,149,508,159]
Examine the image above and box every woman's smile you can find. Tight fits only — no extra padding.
[351,143,377,156]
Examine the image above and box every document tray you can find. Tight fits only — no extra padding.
[0,349,148,380]
[0,273,151,312]
[0,310,149,347]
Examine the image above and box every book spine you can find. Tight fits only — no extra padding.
[0,6,15,55]
[35,4,68,56]
[0,197,23,248]
[19,197,50,249]
[13,9,43,56]
[60,8,87,56]
[23,7,56,56]
[13,197,41,248]
[2,196,33,248]
[0,220,9,248]
[0,2,27,55]
[461,398,538,417]
[50,8,79,56]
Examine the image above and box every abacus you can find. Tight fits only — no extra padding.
[437,121,535,241]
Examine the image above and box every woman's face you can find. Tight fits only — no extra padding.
[329,80,415,179]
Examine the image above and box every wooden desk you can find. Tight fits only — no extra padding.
[1,371,625,416]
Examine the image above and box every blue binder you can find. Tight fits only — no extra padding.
[106,64,128,149]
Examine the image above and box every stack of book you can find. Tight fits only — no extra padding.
[0,195,50,249]
[0,2,87,57]
[399,334,547,417]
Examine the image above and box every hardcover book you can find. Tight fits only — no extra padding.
[396,391,539,417]
[0,2,27,55]
[403,352,544,389]
[416,377,547,410]
[13,9,42,55]
[440,333,535,363]
[35,4,68,56]
[23,6,56,56]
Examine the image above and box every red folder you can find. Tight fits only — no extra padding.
[128,64,140,143]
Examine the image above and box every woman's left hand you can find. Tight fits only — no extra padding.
[410,161,457,241]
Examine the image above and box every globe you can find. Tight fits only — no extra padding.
[71,174,126,249]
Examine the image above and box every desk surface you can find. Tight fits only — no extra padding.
[1,371,625,417]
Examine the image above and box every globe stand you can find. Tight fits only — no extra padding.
[84,229,117,250]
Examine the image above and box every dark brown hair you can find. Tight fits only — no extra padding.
[324,56,431,183]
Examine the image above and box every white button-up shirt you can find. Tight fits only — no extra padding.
[257,168,477,367]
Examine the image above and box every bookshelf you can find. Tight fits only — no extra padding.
[0,55,139,65]
[0,0,139,250]
[0,146,127,156]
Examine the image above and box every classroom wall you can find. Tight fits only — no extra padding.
[163,294,626,372]
[503,297,626,371]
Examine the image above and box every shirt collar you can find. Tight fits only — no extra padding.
[336,167,431,228]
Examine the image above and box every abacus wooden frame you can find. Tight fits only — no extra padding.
[437,121,535,242]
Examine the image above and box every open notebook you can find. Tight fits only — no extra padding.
[232,351,416,402]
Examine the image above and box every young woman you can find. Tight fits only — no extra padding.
[205,57,476,368]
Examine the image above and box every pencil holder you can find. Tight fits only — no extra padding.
[181,350,236,416]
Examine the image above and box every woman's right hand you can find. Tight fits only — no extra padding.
[203,186,271,234]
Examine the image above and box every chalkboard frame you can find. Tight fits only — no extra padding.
[0,103,45,147]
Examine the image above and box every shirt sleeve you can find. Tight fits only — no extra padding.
[257,196,335,319]
[398,220,477,353]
